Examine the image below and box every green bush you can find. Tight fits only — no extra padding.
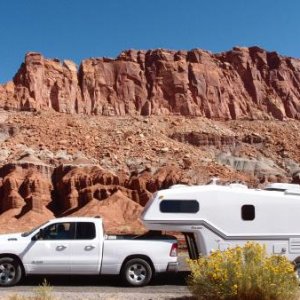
[187,242,299,300]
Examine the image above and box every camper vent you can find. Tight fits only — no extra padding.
[285,190,300,196]
[264,183,300,192]
[169,184,187,189]
[289,238,300,253]
[229,183,248,189]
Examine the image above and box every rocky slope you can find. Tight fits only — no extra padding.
[0,47,300,234]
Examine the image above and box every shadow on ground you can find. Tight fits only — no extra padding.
[19,271,190,287]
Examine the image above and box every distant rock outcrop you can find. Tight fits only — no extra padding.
[0,163,52,214]
[0,155,187,233]
[170,132,237,147]
[1,47,300,120]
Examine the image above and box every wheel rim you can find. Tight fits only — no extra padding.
[126,263,147,284]
[0,263,16,285]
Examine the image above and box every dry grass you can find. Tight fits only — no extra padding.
[7,279,55,300]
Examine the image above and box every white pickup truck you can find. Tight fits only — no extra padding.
[0,217,178,287]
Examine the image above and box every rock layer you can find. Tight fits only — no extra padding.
[1,47,300,120]
[0,159,188,233]
[0,109,299,233]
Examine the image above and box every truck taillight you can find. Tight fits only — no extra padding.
[170,243,178,257]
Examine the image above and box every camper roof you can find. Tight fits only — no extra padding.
[164,182,300,199]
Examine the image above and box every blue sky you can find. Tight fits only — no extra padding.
[0,0,299,83]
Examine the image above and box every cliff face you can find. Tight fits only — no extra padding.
[1,47,300,120]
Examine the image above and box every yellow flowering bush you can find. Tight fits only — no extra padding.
[187,242,298,300]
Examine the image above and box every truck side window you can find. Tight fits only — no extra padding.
[40,223,75,240]
[241,205,255,221]
[160,200,199,213]
[76,222,96,239]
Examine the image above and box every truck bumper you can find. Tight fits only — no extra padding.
[166,262,179,272]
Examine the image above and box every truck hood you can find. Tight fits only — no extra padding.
[0,232,22,241]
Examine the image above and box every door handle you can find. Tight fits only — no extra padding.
[85,245,95,251]
[56,245,67,251]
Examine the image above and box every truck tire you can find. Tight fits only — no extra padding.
[0,257,22,287]
[122,258,152,287]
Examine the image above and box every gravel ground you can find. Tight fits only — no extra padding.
[1,291,194,300]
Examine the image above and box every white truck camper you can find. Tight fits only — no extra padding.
[141,181,300,269]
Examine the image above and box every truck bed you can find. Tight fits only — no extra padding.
[106,231,176,240]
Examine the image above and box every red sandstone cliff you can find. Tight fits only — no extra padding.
[1,47,300,120]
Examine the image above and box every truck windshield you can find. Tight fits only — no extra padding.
[21,221,49,237]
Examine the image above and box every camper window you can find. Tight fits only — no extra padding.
[241,205,255,221]
[160,200,199,213]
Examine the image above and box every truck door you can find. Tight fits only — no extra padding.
[70,222,102,274]
[22,222,74,274]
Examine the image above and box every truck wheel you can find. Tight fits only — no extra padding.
[122,258,152,287]
[0,257,22,287]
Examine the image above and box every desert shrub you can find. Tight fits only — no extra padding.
[8,278,55,300]
[33,279,54,300]
[187,242,299,300]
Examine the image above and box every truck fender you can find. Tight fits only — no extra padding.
[0,254,26,276]
[120,254,155,275]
